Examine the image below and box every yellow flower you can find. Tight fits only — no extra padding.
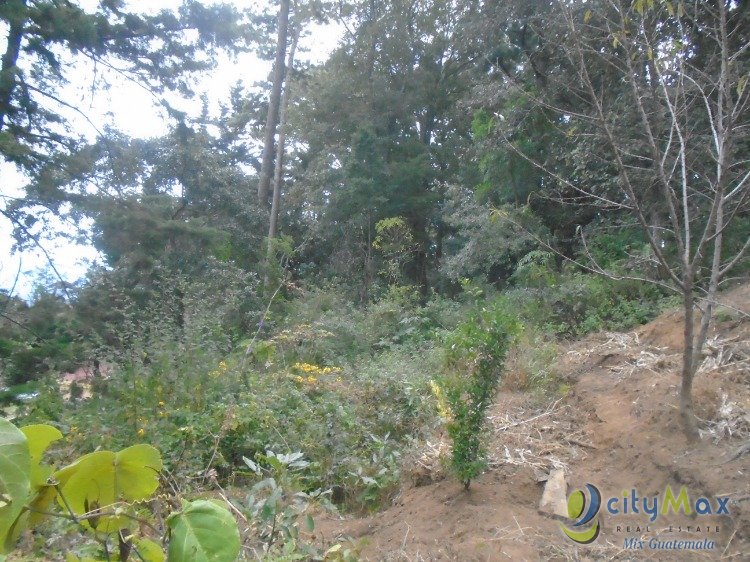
[292,362,341,377]
[430,380,453,421]
[137,428,146,437]
[158,401,165,407]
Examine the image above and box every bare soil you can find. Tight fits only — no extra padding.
[317,285,750,561]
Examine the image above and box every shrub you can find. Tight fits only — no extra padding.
[433,305,519,489]
[0,418,240,562]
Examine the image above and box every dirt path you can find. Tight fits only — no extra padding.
[317,285,750,561]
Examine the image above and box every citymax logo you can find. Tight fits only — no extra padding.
[606,486,730,522]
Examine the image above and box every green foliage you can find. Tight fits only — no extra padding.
[373,217,418,285]
[0,1,745,556]
[0,418,30,554]
[166,500,240,562]
[510,250,557,289]
[241,454,324,558]
[486,251,671,338]
[0,417,241,562]
[19,424,61,489]
[471,110,494,139]
[434,306,519,488]
[53,444,162,533]
[0,0,248,173]
[0,291,86,387]
[441,192,543,286]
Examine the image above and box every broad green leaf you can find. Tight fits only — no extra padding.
[20,425,62,467]
[27,483,58,526]
[166,500,240,562]
[305,513,315,532]
[21,424,62,487]
[133,537,165,562]
[0,418,30,554]
[113,444,163,501]
[54,444,162,533]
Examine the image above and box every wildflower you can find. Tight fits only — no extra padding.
[430,380,453,421]
[292,362,342,376]
[137,428,146,437]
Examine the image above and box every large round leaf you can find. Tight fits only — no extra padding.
[0,418,30,554]
[20,425,62,468]
[167,500,240,562]
[7,424,63,542]
[54,444,163,533]
[20,424,62,487]
[133,537,165,562]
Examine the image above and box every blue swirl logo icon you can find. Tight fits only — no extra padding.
[560,483,601,544]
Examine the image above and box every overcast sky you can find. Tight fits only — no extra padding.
[0,0,342,299]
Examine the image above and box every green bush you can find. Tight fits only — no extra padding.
[433,305,519,489]
[0,418,240,562]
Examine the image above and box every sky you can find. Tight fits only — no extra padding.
[0,0,343,299]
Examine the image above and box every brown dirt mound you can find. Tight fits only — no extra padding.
[317,284,750,561]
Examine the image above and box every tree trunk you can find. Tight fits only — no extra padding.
[257,0,290,204]
[0,1,27,132]
[680,277,700,442]
[266,27,299,264]
[361,216,374,305]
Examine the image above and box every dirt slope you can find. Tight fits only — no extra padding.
[317,285,750,561]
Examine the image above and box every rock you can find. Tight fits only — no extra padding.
[538,468,568,519]
[533,467,549,482]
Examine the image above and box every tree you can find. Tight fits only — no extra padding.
[482,0,749,439]
[291,0,479,299]
[266,22,300,279]
[0,0,252,290]
[0,0,247,173]
[257,0,291,205]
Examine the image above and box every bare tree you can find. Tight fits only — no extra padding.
[257,0,291,204]
[502,0,749,440]
[266,25,300,268]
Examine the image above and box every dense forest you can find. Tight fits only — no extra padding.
[0,1,749,560]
